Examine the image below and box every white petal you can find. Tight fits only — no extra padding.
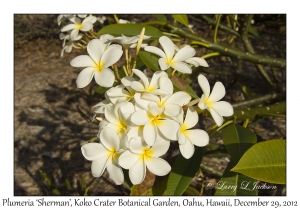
[184,58,199,66]
[131,110,151,125]
[149,139,170,157]
[145,157,171,176]
[102,48,123,68]
[100,127,120,151]
[212,101,234,117]
[81,143,107,161]
[106,161,124,185]
[159,76,173,95]
[177,130,187,145]
[164,104,181,117]
[82,16,97,24]
[184,106,198,129]
[100,34,114,44]
[198,94,207,110]
[165,91,191,106]
[134,93,150,110]
[186,129,209,147]
[132,69,149,88]
[149,70,168,90]
[129,157,146,185]
[149,102,164,116]
[119,150,140,169]
[80,22,93,31]
[150,89,170,96]
[187,57,209,67]
[198,74,210,99]
[173,45,196,62]
[91,156,109,177]
[76,67,95,88]
[159,36,175,59]
[131,81,145,92]
[141,93,160,103]
[143,122,157,146]
[158,58,170,70]
[208,107,223,126]
[70,29,79,41]
[179,139,195,159]
[129,137,148,154]
[105,104,120,124]
[209,82,226,103]
[172,61,192,74]
[61,24,76,32]
[144,46,166,60]
[157,119,179,140]
[94,68,115,87]
[87,39,104,63]
[70,55,94,67]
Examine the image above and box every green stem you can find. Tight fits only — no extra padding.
[214,14,222,43]
[201,52,220,59]
[165,24,286,68]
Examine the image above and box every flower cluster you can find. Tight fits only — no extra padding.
[64,20,234,185]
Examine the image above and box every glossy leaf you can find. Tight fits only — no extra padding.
[222,124,257,163]
[215,124,258,196]
[166,147,204,195]
[172,14,189,27]
[153,14,167,22]
[139,51,160,71]
[98,24,163,38]
[231,139,286,184]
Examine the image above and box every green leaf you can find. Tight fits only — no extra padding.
[231,139,286,184]
[215,124,258,196]
[215,161,258,196]
[222,124,257,163]
[172,14,189,27]
[153,14,167,22]
[139,51,160,71]
[98,24,164,38]
[172,74,198,99]
[166,147,204,195]
[248,25,260,38]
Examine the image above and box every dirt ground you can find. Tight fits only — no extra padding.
[14,14,286,196]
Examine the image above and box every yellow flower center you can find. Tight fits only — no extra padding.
[204,98,213,108]
[76,24,83,30]
[94,61,105,73]
[143,148,154,161]
[180,123,189,135]
[150,114,162,126]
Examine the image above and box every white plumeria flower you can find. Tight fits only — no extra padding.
[99,101,135,149]
[57,14,75,26]
[99,34,122,51]
[177,106,209,159]
[130,99,180,146]
[119,137,171,185]
[70,39,123,88]
[131,69,170,96]
[59,32,83,57]
[197,74,234,126]
[185,57,209,67]
[81,127,124,185]
[61,16,97,41]
[111,34,151,49]
[144,36,196,73]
